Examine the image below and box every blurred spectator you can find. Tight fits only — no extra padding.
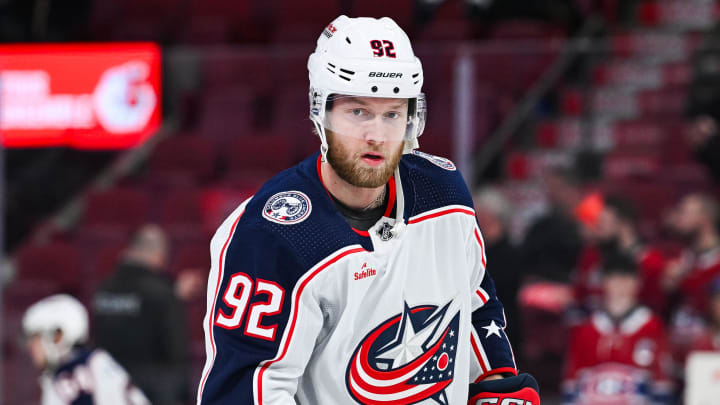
[563,253,674,404]
[473,186,523,360]
[92,224,200,405]
[574,195,668,316]
[521,167,583,282]
[689,278,720,352]
[686,24,720,181]
[23,294,150,404]
[663,193,720,315]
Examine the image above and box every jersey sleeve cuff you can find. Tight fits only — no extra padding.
[473,367,518,383]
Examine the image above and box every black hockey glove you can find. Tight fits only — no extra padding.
[467,373,540,405]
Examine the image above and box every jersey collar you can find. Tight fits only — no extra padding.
[315,156,397,235]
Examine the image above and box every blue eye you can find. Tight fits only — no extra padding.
[386,112,400,119]
[352,109,364,116]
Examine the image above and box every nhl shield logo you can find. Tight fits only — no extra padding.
[263,191,312,225]
[378,222,394,241]
[411,150,456,171]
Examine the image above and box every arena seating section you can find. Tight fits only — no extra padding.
[6,1,720,404]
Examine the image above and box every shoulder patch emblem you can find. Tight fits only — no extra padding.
[411,150,456,171]
[263,191,312,225]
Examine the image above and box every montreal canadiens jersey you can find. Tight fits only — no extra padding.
[563,306,673,405]
[40,348,150,405]
[197,151,517,405]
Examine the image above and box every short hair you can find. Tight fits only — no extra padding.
[128,224,167,253]
[604,194,638,225]
[547,166,581,187]
[473,187,512,225]
[601,252,638,277]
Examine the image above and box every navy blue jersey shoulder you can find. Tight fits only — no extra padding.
[228,152,367,279]
[399,151,474,220]
[53,348,96,405]
[222,150,472,281]
[54,347,95,377]
[203,153,368,404]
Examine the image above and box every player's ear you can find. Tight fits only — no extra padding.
[53,329,63,344]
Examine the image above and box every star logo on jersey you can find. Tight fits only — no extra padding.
[262,191,312,225]
[346,301,460,405]
[482,320,502,339]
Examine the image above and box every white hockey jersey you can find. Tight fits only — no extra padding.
[198,151,517,405]
[40,348,150,405]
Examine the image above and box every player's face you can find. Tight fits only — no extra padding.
[325,96,407,188]
[594,208,620,243]
[673,196,704,239]
[603,273,639,302]
[25,335,48,369]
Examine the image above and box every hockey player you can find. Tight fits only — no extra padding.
[197,16,539,405]
[563,254,673,404]
[22,294,150,405]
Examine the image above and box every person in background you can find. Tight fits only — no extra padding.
[521,167,584,283]
[563,253,673,405]
[197,15,540,405]
[473,186,523,361]
[574,195,668,316]
[92,224,200,405]
[663,193,720,315]
[23,294,150,405]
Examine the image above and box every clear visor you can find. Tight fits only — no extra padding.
[323,94,418,143]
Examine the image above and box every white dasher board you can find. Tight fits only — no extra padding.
[685,351,720,405]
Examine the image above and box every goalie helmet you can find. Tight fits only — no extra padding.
[22,294,89,366]
[308,15,426,159]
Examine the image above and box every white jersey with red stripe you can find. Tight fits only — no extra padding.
[41,348,150,405]
[197,151,517,405]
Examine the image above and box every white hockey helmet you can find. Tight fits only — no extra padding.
[308,15,426,159]
[22,294,89,366]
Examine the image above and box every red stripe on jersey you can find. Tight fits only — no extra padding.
[476,289,489,304]
[383,176,396,218]
[352,228,370,237]
[408,207,475,224]
[257,246,367,404]
[198,209,244,398]
[470,332,488,374]
[316,155,397,218]
[474,367,519,383]
[474,228,486,268]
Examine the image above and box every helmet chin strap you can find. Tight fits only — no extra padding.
[403,137,419,154]
[312,120,329,162]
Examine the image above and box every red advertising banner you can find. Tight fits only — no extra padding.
[0,43,161,149]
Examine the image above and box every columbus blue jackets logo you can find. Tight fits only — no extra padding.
[411,150,456,171]
[346,301,460,404]
[263,191,312,225]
